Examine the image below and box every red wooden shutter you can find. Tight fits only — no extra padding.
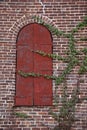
[15,23,52,106]
[34,24,53,106]
[15,24,34,106]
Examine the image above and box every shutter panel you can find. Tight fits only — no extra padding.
[34,24,53,106]
[15,24,34,106]
[15,23,53,106]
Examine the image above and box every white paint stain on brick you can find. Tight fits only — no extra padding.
[39,0,45,14]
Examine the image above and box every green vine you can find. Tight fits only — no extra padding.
[55,59,78,85]
[14,112,28,118]
[18,15,87,130]
[34,50,69,62]
[79,54,87,74]
[49,80,80,130]
[18,15,87,85]
[18,70,56,80]
[71,16,87,34]
[82,48,87,54]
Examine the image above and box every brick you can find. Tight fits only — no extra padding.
[0,0,87,130]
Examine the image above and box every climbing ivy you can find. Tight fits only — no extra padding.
[33,50,69,62]
[14,112,28,118]
[19,15,87,85]
[18,16,87,129]
[49,80,80,130]
[18,70,56,80]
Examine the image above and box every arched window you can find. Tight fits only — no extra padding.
[15,23,53,106]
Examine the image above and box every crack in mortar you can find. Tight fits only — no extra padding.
[39,0,45,14]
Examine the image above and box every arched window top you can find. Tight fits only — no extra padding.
[17,23,52,46]
[15,23,53,106]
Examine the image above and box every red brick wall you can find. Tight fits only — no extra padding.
[0,0,87,129]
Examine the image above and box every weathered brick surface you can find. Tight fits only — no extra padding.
[0,0,87,129]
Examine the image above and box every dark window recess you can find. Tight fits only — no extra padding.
[15,23,53,106]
